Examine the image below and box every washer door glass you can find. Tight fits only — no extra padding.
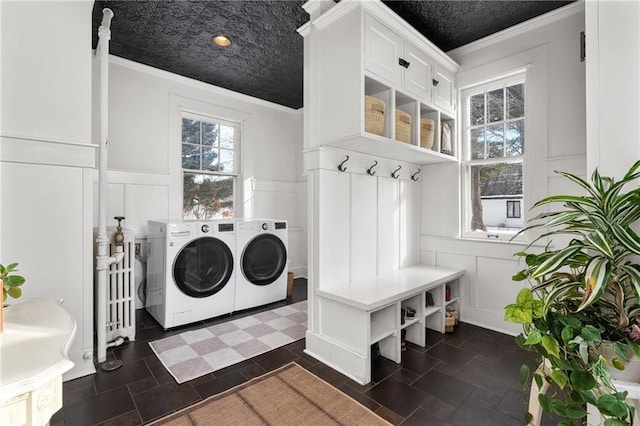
[242,234,287,286]
[173,237,234,298]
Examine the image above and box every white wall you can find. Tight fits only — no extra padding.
[1,0,96,379]
[586,0,640,178]
[95,57,307,277]
[422,3,586,334]
[481,198,524,229]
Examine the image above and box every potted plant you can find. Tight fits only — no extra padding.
[1,262,26,303]
[505,160,640,425]
[0,262,26,333]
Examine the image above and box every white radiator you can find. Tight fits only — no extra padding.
[104,228,136,343]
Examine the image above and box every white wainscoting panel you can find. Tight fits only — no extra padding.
[400,180,420,268]
[318,170,350,286]
[250,179,307,277]
[1,161,95,379]
[350,174,377,281]
[377,177,400,274]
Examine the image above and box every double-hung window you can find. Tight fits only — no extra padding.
[181,112,240,219]
[461,72,525,240]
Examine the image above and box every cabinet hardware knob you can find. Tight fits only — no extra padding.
[398,58,410,69]
[433,79,439,86]
[337,155,349,172]
[391,165,401,179]
[367,160,378,176]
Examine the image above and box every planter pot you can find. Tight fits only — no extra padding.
[599,341,640,382]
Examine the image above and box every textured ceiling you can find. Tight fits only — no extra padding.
[92,0,573,110]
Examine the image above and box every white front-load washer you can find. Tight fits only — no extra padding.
[234,219,288,311]
[146,220,236,329]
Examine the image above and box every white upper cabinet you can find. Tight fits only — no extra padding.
[365,14,433,102]
[433,64,456,114]
[403,42,433,102]
[365,14,403,87]
[301,0,460,165]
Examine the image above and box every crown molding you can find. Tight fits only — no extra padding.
[107,55,301,114]
[297,21,311,37]
[313,0,359,31]
[448,0,585,58]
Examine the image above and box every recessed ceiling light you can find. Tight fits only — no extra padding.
[212,34,232,47]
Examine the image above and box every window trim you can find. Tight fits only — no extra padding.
[181,110,242,219]
[460,71,527,242]
[506,200,521,219]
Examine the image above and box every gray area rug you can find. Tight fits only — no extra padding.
[149,301,307,384]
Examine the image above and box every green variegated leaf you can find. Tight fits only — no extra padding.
[529,245,583,280]
[516,287,532,304]
[542,281,581,316]
[504,305,532,324]
[613,341,631,362]
[577,257,611,311]
[556,170,601,200]
[532,194,598,210]
[612,223,640,255]
[551,369,568,389]
[608,191,640,218]
[524,329,543,345]
[544,211,586,229]
[591,167,606,197]
[622,159,640,180]
[621,264,640,302]
[616,203,640,226]
[542,335,561,359]
[585,231,613,257]
[627,340,640,359]
[579,340,589,363]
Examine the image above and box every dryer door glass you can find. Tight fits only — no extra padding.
[173,237,234,298]
[241,234,287,286]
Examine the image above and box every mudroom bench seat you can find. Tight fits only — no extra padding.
[305,264,464,385]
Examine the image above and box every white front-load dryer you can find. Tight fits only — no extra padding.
[234,219,288,311]
[146,220,236,329]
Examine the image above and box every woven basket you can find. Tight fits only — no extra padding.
[420,118,435,150]
[445,311,457,332]
[364,96,385,136]
[395,109,411,143]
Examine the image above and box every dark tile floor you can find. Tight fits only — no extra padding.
[51,279,554,425]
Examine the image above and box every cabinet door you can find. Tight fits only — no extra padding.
[364,14,403,86]
[433,65,456,113]
[403,42,432,102]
